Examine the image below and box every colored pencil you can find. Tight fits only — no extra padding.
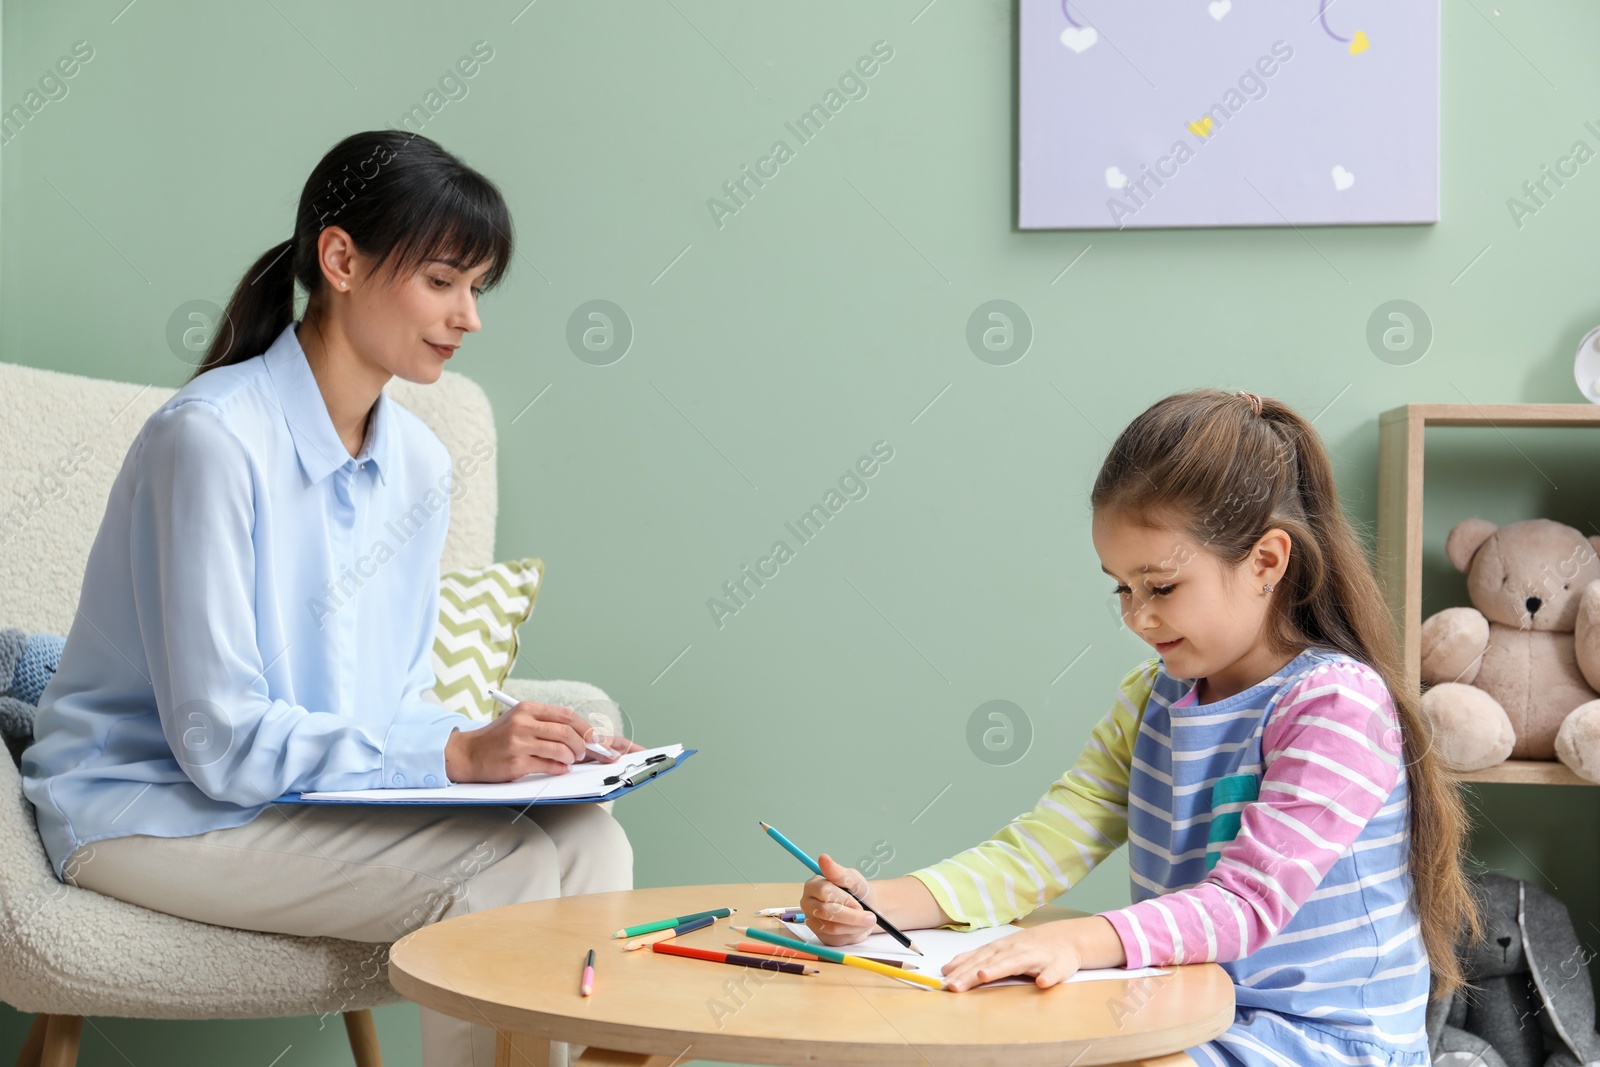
[580,948,595,997]
[726,940,917,970]
[622,913,716,951]
[653,942,817,976]
[613,907,734,939]
[757,821,923,955]
[733,925,944,990]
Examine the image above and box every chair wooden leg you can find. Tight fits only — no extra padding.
[37,1016,81,1067]
[13,1014,46,1067]
[342,1010,383,1067]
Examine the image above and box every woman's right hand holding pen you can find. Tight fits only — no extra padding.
[443,700,640,783]
[801,854,957,947]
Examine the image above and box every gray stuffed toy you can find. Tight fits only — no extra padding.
[1428,872,1600,1067]
[0,626,65,768]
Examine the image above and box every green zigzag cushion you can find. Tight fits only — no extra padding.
[427,556,544,721]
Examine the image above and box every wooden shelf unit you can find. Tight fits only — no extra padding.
[1375,403,1600,787]
[1450,759,1593,787]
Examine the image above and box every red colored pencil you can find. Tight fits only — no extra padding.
[652,941,818,975]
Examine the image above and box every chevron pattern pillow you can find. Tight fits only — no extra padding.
[427,557,544,721]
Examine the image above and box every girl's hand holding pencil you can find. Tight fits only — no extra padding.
[761,825,928,953]
[799,853,888,947]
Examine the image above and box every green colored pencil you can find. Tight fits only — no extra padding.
[612,907,735,939]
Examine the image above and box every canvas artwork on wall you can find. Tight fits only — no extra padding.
[1018,0,1440,230]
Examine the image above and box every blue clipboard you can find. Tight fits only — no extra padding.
[273,748,696,806]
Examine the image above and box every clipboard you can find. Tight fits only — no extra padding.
[273,748,697,806]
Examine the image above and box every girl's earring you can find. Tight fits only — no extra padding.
[1261,582,1275,596]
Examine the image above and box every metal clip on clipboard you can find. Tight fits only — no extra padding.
[602,752,676,788]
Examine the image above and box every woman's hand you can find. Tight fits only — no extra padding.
[941,921,1084,992]
[444,700,639,783]
[799,853,882,947]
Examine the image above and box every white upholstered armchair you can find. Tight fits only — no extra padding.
[0,359,611,1066]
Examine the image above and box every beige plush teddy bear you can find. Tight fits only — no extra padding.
[1420,517,1600,783]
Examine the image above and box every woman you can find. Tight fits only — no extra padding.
[21,130,637,1066]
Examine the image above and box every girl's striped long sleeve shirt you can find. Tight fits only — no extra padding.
[907,646,1430,1067]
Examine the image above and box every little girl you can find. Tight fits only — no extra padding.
[799,388,1481,1067]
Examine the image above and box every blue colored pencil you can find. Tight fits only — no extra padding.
[758,820,923,955]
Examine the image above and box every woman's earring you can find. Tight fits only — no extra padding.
[1261,582,1275,596]
[340,281,347,289]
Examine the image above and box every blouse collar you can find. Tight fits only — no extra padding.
[261,321,394,486]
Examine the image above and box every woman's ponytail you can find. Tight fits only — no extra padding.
[193,238,297,379]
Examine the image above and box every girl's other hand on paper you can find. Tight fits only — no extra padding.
[942,923,1083,992]
[445,700,614,782]
[800,853,880,947]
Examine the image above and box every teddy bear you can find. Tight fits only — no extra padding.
[1419,517,1600,783]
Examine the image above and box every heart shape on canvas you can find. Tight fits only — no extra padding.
[1059,26,1099,52]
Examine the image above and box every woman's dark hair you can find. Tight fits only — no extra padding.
[192,130,513,379]
[1090,387,1482,1003]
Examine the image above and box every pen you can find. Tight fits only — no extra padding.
[485,686,619,760]
[758,820,923,956]
[580,948,594,997]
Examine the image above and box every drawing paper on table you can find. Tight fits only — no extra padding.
[296,744,685,803]
[778,919,1169,989]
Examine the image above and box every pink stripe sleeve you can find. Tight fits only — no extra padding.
[1100,662,1403,968]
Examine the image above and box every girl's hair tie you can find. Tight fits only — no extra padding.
[1237,391,1264,417]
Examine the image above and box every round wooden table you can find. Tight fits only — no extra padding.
[388,883,1233,1067]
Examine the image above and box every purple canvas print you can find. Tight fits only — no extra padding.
[1019,0,1440,229]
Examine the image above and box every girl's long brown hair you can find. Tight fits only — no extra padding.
[1090,387,1481,1002]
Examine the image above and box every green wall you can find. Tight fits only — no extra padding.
[4,1,1599,1063]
